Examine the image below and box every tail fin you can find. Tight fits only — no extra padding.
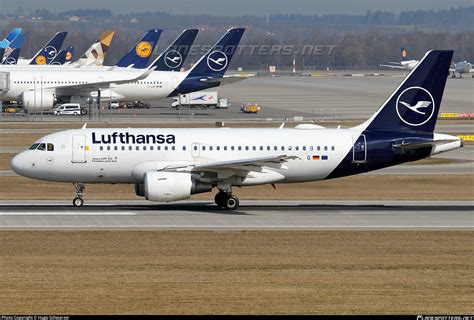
[186,28,245,78]
[3,48,20,65]
[116,29,162,68]
[401,47,408,61]
[0,48,4,62]
[0,28,23,49]
[150,29,198,71]
[50,50,67,65]
[76,30,115,66]
[29,31,67,65]
[361,50,453,133]
[3,29,25,59]
[65,46,74,64]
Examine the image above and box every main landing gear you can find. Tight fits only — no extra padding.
[214,191,240,210]
[72,183,85,207]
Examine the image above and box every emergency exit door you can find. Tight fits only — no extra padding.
[72,135,87,163]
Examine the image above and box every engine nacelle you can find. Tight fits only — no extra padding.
[22,90,56,111]
[143,172,212,202]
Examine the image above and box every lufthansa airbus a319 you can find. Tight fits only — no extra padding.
[11,50,462,210]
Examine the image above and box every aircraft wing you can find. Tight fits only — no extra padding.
[193,155,298,170]
[54,68,154,96]
[162,155,299,173]
[380,64,407,70]
[199,74,254,85]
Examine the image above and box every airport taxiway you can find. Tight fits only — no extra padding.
[0,200,472,230]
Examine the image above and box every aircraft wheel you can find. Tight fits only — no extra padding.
[73,197,84,207]
[225,195,239,210]
[214,192,227,208]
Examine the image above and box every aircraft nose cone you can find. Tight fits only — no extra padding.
[11,152,29,176]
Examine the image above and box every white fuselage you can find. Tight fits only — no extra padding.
[0,66,187,102]
[11,127,355,184]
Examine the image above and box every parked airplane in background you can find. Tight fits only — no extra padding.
[0,28,25,58]
[380,47,419,70]
[0,28,245,111]
[11,50,462,209]
[16,32,67,65]
[73,30,115,66]
[115,29,162,68]
[2,47,20,65]
[450,60,473,78]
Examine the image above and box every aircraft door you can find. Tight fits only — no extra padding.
[191,143,200,158]
[352,134,367,163]
[72,135,87,163]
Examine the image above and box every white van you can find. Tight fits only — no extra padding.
[54,103,86,116]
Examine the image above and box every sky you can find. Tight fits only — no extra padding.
[0,0,472,16]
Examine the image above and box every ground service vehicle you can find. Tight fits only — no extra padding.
[171,92,230,109]
[54,103,87,115]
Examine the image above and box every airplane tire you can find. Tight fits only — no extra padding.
[225,195,239,210]
[73,197,84,207]
[214,192,227,208]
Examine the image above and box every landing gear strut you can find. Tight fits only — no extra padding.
[73,183,85,207]
[214,191,240,210]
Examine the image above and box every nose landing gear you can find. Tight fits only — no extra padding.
[72,183,85,207]
[214,191,240,210]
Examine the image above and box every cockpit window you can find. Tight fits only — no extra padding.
[37,143,46,151]
[29,143,39,150]
[47,143,54,151]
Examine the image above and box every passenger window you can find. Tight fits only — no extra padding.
[331,146,335,151]
[303,146,307,151]
[224,146,227,151]
[194,145,198,151]
[136,146,139,151]
[100,146,103,151]
[245,146,249,151]
[209,146,213,151]
[150,146,154,151]
[252,146,256,151]
[295,146,299,151]
[216,146,220,151]
[317,146,321,151]
[157,146,161,151]
[324,146,328,151]
[202,146,206,151]
[129,146,132,151]
[182,146,187,151]
[114,146,118,151]
[281,146,285,151]
[164,146,168,151]
[274,146,277,151]
[288,146,292,151]
[122,146,125,151]
[47,143,54,151]
[143,146,147,151]
[172,146,175,151]
[238,146,242,151]
[29,143,39,150]
[37,143,46,151]
[267,146,270,151]
[231,146,235,151]
[107,146,111,151]
[260,146,263,151]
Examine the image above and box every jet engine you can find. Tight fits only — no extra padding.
[142,172,212,202]
[22,90,56,111]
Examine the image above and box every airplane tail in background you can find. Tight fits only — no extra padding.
[29,31,68,65]
[361,50,453,134]
[64,46,74,64]
[0,28,23,49]
[50,50,67,65]
[76,30,115,66]
[2,48,21,65]
[401,47,409,61]
[186,28,245,78]
[116,29,162,68]
[150,29,199,72]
